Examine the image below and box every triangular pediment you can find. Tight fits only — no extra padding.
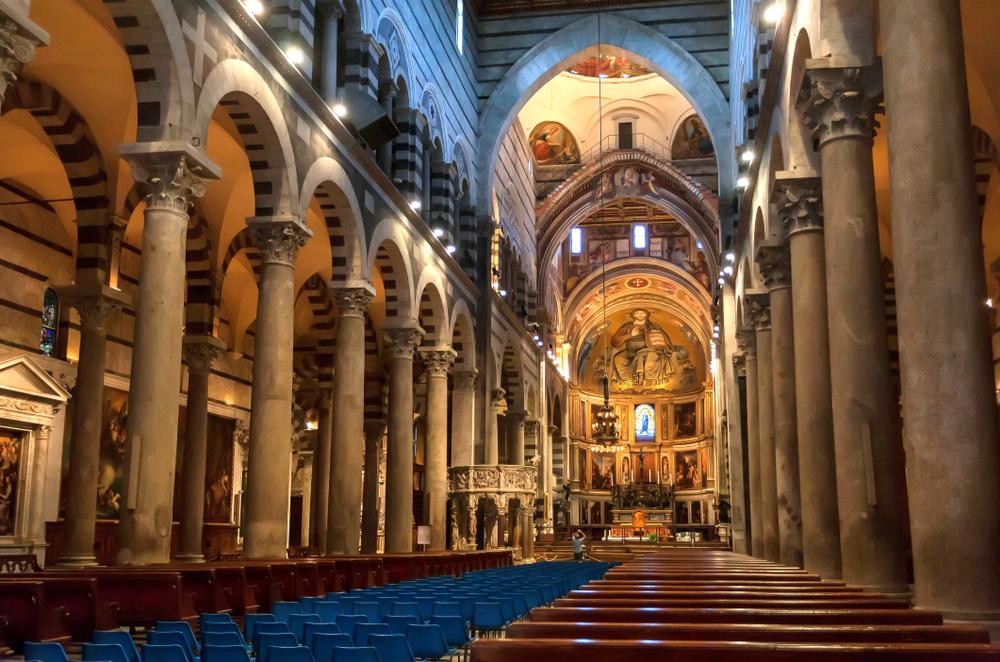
[0,353,71,404]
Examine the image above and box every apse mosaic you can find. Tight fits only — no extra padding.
[528,121,580,166]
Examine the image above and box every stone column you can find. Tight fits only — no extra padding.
[722,285,748,554]
[0,5,48,109]
[882,0,1000,621]
[175,335,226,562]
[327,283,374,554]
[748,292,779,562]
[450,369,477,466]
[360,419,385,554]
[383,322,424,553]
[507,410,527,465]
[485,388,505,464]
[116,145,219,565]
[776,172,842,578]
[421,347,456,551]
[56,286,127,566]
[798,62,909,592]
[243,217,312,560]
[317,2,343,103]
[757,241,804,568]
[737,329,764,559]
[310,388,333,551]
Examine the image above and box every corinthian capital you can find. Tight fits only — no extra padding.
[772,171,823,237]
[56,283,130,330]
[382,322,424,360]
[746,290,771,331]
[452,368,478,391]
[332,281,375,318]
[0,9,48,106]
[756,240,791,291]
[182,334,227,372]
[248,216,313,267]
[120,143,221,215]
[421,347,456,377]
[797,59,882,147]
[736,327,756,358]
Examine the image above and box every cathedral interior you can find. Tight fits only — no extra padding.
[2,0,1000,658]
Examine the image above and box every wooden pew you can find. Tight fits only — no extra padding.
[552,597,912,609]
[0,580,71,653]
[471,639,1000,661]
[506,622,992,644]
[529,607,945,625]
[566,589,877,599]
[0,576,117,642]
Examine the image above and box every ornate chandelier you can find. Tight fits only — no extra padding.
[591,376,621,445]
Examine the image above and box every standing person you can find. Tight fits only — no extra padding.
[572,529,587,561]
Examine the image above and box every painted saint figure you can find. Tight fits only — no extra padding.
[610,309,676,388]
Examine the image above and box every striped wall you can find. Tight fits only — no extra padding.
[494,120,537,292]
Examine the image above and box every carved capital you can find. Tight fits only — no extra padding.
[57,284,130,330]
[248,216,312,267]
[772,171,823,236]
[382,323,424,360]
[797,60,883,147]
[756,241,791,291]
[182,334,226,372]
[491,388,508,414]
[452,368,478,391]
[746,291,771,331]
[506,409,528,426]
[121,144,220,215]
[421,347,456,377]
[736,328,756,358]
[331,282,375,318]
[732,353,746,376]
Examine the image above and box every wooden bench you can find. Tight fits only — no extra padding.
[0,576,116,642]
[567,589,878,599]
[553,597,912,609]
[0,580,71,653]
[471,639,1000,661]
[529,607,945,625]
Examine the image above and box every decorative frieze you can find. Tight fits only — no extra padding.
[797,61,883,147]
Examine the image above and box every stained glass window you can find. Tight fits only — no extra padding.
[40,288,58,357]
[634,403,656,441]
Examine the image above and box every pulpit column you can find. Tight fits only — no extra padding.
[485,388,505,464]
[450,369,477,466]
[507,410,527,465]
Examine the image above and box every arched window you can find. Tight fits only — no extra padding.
[632,224,647,250]
[569,227,583,255]
[40,288,59,357]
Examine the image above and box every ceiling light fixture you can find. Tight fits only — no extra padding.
[445,244,457,254]
[332,103,348,118]
[737,175,750,188]
[433,227,444,238]
[741,148,754,163]
[762,1,784,24]
[285,45,305,65]
[409,199,422,211]
[725,251,736,262]
[244,0,265,16]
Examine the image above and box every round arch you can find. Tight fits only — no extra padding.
[448,299,476,369]
[300,156,367,283]
[367,220,415,320]
[415,276,449,348]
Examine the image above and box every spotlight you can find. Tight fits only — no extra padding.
[285,45,305,65]
[718,277,726,285]
[500,289,508,296]
[445,244,457,254]
[741,148,754,164]
[433,227,445,238]
[409,199,422,211]
[244,0,265,16]
[332,103,348,118]
[988,298,994,308]
[696,241,704,250]
[723,265,734,276]
[737,175,750,188]
[725,251,736,262]
[762,1,784,24]
[532,334,540,341]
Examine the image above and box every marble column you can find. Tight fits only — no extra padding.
[775,172,842,578]
[383,322,424,553]
[56,286,127,566]
[0,4,48,109]
[881,0,1000,621]
[176,335,226,562]
[243,217,312,559]
[757,241,803,568]
[310,388,333,551]
[507,410,527,465]
[798,62,909,592]
[116,145,219,565]
[317,2,343,103]
[421,347,456,551]
[450,369,477,466]
[485,388,505,465]
[360,419,385,554]
[737,330,763,559]
[327,283,374,555]
[722,285,748,555]
[748,292,779,562]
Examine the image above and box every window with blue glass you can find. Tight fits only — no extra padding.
[634,403,656,441]
[40,288,59,357]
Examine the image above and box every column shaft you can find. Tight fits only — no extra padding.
[749,295,780,562]
[882,0,1000,619]
[450,370,477,466]
[384,325,423,552]
[311,390,333,551]
[360,420,384,554]
[508,412,526,465]
[422,348,455,551]
[327,285,373,554]
[485,390,502,464]
[743,348,764,558]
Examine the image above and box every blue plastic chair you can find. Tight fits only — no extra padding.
[351,623,389,648]
[201,633,245,649]
[264,646,314,662]
[92,630,141,662]
[302,622,340,650]
[244,614,278,641]
[24,642,71,662]
[298,597,321,614]
[288,614,321,643]
[412,597,435,622]
[256,633,299,662]
[83,643,130,662]
[492,597,514,624]
[430,602,461,619]
[271,602,302,624]
[155,622,199,656]
[430,615,471,660]
[471,602,504,634]
[147,632,197,662]
[328,647,379,662]
[200,614,233,627]
[368,634,415,662]
[449,595,475,622]
[202,622,243,638]
[142,644,188,662]
[253,622,292,651]
[200,645,251,662]
[383,615,418,635]
[333,615,368,640]
[351,602,382,625]
[404,624,452,661]
[309,633,353,662]
[391,601,423,623]
[374,597,397,619]
[335,596,364,616]
[313,601,342,622]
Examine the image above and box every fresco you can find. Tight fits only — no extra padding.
[565,54,651,79]
[528,121,580,166]
[671,115,714,159]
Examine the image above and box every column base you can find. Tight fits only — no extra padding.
[856,583,912,602]
[55,554,99,568]
[173,553,206,563]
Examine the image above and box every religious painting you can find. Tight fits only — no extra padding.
[591,453,613,490]
[674,402,697,438]
[699,446,710,485]
[608,310,698,392]
[634,403,656,441]
[528,121,580,166]
[691,500,703,524]
[671,115,714,159]
[674,450,702,490]
[173,409,236,524]
[621,456,631,484]
[0,430,22,535]
[661,456,670,486]
[63,387,129,519]
[566,54,651,78]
